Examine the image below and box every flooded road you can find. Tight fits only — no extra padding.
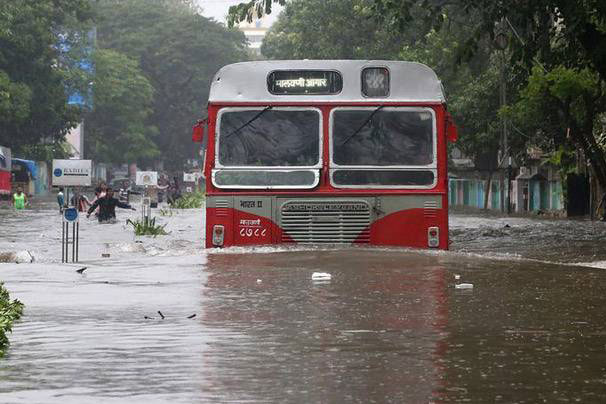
[1,205,606,402]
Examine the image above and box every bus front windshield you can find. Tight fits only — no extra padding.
[218,108,320,167]
[332,108,434,166]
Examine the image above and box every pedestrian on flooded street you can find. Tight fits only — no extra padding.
[13,186,27,210]
[86,187,135,223]
[57,187,65,213]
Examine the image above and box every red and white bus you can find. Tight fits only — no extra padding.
[193,60,457,249]
[0,146,11,199]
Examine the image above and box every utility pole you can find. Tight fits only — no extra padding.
[501,54,509,213]
[495,22,509,214]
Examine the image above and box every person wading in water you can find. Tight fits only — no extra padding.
[86,187,135,223]
[13,186,27,210]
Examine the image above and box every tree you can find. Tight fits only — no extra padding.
[227,0,286,27]
[0,0,92,156]
[261,0,408,59]
[94,0,248,169]
[85,49,158,164]
[505,66,606,184]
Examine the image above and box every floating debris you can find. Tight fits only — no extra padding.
[0,250,34,263]
[312,272,332,281]
[101,253,110,258]
[187,314,196,319]
[76,267,87,274]
[454,274,461,280]
[256,279,262,284]
[15,250,34,263]
[157,310,165,319]
[455,283,474,289]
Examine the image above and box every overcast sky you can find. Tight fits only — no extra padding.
[195,0,283,24]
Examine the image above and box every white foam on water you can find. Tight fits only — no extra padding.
[571,260,606,269]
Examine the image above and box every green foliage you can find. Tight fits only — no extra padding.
[0,282,24,358]
[0,0,92,151]
[506,65,606,182]
[227,0,286,27]
[19,142,72,162]
[158,207,175,217]
[85,49,158,163]
[94,0,248,169]
[126,216,168,236]
[261,0,408,59]
[170,191,204,209]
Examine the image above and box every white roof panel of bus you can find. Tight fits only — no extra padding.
[208,60,445,103]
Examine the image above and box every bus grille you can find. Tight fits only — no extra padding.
[280,200,371,243]
[215,199,229,217]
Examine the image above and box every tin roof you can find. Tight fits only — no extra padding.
[208,60,445,103]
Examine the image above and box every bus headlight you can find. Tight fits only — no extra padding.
[427,226,439,248]
[212,225,225,247]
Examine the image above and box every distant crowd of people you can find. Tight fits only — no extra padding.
[11,173,187,220]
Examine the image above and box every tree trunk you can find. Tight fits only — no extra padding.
[483,171,492,210]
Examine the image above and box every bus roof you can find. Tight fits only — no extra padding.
[208,60,445,104]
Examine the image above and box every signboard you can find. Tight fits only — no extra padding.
[183,173,197,182]
[52,159,92,186]
[267,70,343,95]
[0,146,11,171]
[63,207,79,222]
[136,171,158,186]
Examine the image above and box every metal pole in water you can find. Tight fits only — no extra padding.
[72,222,76,263]
[65,221,69,263]
[76,221,79,262]
[61,221,65,263]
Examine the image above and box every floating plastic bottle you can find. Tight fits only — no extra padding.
[455,283,473,289]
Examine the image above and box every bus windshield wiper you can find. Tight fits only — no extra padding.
[224,106,273,139]
[340,105,384,146]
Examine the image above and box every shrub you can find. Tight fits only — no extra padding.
[0,283,24,358]
[170,191,204,209]
[126,216,169,236]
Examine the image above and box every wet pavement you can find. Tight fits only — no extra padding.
[1,204,606,402]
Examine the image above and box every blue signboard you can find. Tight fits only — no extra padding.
[64,207,79,222]
[58,29,95,109]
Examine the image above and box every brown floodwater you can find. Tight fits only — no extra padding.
[1,206,606,403]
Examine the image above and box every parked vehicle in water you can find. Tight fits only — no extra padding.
[192,60,458,249]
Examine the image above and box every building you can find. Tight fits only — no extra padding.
[237,14,273,56]
[448,147,565,215]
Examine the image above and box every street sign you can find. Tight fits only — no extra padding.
[183,173,197,182]
[52,159,92,186]
[136,171,158,186]
[63,207,79,222]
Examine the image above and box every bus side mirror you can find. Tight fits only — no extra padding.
[192,118,207,143]
[446,113,458,142]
